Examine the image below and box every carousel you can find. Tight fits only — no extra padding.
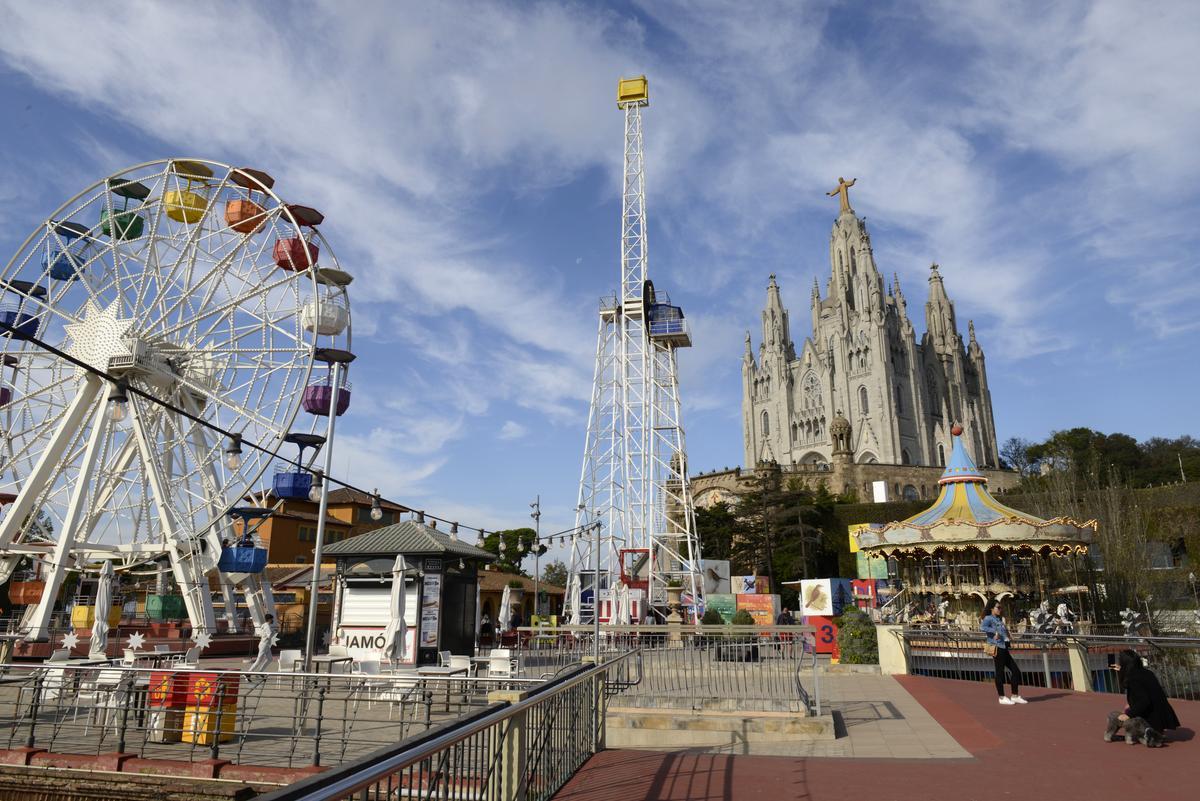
[856,425,1098,628]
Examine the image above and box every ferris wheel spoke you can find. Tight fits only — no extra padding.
[24,393,111,639]
[154,269,300,341]
[0,376,101,549]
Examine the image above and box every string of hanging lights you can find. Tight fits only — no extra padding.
[1,318,600,549]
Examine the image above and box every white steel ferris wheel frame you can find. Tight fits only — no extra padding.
[0,159,351,641]
[568,82,703,620]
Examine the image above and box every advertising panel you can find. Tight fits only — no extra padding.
[700,560,731,595]
[735,593,780,626]
[420,572,442,648]
[800,578,854,617]
[804,615,840,660]
[705,593,737,623]
[732,575,770,594]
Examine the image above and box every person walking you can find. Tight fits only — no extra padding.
[981,600,1026,705]
[1105,649,1181,742]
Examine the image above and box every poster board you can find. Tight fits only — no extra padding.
[700,560,731,595]
[732,575,770,594]
[805,615,840,660]
[420,572,442,648]
[800,578,853,617]
[736,593,780,626]
[705,593,737,623]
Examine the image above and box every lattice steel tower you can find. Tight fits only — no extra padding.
[567,76,704,621]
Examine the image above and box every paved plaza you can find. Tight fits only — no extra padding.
[557,675,1199,801]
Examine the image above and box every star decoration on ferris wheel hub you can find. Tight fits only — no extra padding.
[63,299,136,374]
[126,632,146,651]
[192,631,213,650]
[61,632,80,650]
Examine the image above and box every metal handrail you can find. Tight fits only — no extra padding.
[256,649,639,801]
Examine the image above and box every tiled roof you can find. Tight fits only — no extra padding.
[478,569,565,594]
[322,520,497,560]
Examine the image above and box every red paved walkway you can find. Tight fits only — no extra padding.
[555,677,1198,801]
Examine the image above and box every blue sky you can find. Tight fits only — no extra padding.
[0,1,1197,566]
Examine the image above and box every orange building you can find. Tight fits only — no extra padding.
[244,488,409,564]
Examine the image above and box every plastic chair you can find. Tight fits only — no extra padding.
[487,649,517,678]
[448,655,475,676]
[438,650,452,668]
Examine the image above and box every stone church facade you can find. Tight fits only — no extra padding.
[741,182,999,475]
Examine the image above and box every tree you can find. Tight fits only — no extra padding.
[540,559,568,588]
[695,501,736,562]
[482,527,542,574]
[1000,436,1034,477]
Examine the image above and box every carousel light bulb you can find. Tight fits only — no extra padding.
[224,434,243,471]
[308,471,324,503]
[369,490,383,521]
[106,381,129,423]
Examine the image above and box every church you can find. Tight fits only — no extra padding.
[741,178,999,474]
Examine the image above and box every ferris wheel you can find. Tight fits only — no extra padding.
[0,159,352,640]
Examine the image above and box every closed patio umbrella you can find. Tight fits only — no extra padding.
[498,585,513,632]
[567,574,582,625]
[381,555,409,665]
[89,561,113,658]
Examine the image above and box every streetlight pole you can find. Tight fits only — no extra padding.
[530,495,541,619]
[303,348,356,671]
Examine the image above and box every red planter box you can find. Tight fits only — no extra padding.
[148,672,190,709]
[185,672,241,708]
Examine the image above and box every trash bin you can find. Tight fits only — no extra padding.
[181,671,240,746]
[147,670,188,743]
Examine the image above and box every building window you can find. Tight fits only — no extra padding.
[791,423,798,443]
[297,525,315,542]
[902,485,919,501]
[902,449,911,465]
[858,386,869,415]
[895,385,903,414]
[761,410,769,436]
[938,444,946,466]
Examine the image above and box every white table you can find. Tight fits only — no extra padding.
[416,665,468,711]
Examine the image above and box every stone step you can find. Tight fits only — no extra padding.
[613,694,806,714]
[606,707,836,749]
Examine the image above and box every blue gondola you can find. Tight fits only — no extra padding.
[0,281,46,339]
[273,468,314,499]
[218,543,268,573]
[271,432,326,500]
[41,221,92,281]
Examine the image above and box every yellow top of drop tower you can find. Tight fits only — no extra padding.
[617,75,648,107]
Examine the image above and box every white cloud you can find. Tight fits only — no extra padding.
[498,420,528,441]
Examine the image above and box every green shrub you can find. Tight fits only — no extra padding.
[700,608,724,626]
[731,609,755,626]
[836,607,878,664]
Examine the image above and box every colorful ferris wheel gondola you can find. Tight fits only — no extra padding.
[272,432,325,500]
[218,506,273,575]
[41,220,93,281]
[273,205,323,271]
[0,355,16,406]
[100,176,150,241]
[163,159,213,224]
[0,280,46,339]
[302,364,351,417]
[225,167,274,235]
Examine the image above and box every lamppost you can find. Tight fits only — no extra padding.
[530,495,541,618]
[303,347,356,671]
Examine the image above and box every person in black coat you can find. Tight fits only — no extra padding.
[1106,649,1181,742]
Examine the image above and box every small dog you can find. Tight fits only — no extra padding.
[1105,711,1164,747]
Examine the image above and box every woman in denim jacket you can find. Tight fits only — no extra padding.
[981,600,1026,705]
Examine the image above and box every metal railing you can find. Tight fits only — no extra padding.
[902,629,1200,700]
[0,662,537,770]
[255,650,639,801]
[514,625,820,715]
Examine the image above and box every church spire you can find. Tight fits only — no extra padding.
[761,274,790,351]
[925,262,958,349]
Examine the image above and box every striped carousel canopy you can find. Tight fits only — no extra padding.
[855,427,1096,557]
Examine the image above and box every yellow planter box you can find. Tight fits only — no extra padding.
[70,605,121,630]
[181,703,238,745]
